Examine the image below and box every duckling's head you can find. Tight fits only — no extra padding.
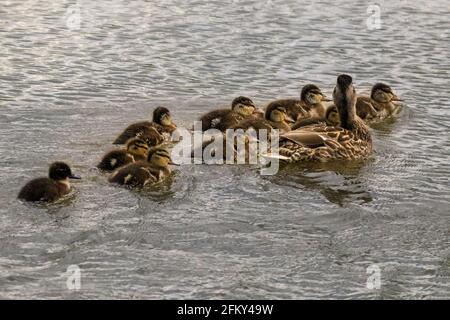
[147,147,173,168]
[126,138,149,158]
[371,83,400,103]
[301,84,331,105]
[153,107,176,127]
[265,103,294,123]
[231,96,256,117]
[333,74,357,128]
[325,105,340,126]
[49,162,80,181]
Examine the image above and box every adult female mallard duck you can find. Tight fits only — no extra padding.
[355,83,403,121]
[97,138,149,172]
[198,96,262,132]
[277,74,372,162]
[108,146,175,188]
[267,84,332,123]
[113,107,175,144]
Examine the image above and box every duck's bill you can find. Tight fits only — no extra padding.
[322,95,332,102]
[69,175,81,180]
[392,96,403,101]
[260,153,290,160]
[169,161,180,166]
[253,108,265,115]
[285,116,295,123]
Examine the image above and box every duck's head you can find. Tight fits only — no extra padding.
[153,107,176,127]
[231,96,256,117]
[301,84,331,105]
[265,103,294,123]
[147,146,174,168]
[325,105,340,126]
[333,74,357,128]
[49,162,80,181]
[126,138,149,158]
[371,83,402,103]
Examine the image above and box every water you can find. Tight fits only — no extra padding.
[0,0,449,299]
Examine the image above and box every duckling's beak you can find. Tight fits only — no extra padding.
[168,159,180,166]
[321,95,332,102]
[69,174,81,180]
[285,115,295,123]
[391,94,403,102]
[253,108,265,116]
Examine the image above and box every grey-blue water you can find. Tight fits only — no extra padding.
[0,0,449,299]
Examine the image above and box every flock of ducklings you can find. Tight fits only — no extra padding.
[18,74,403,203]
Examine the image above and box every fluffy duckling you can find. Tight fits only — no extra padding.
[108,146,174,188]
[276,74,372,162]
[356,83,403,121]
[18,162,81,202]
[198,96,258,132]
[267,84,332,122]
[232,102,294,135]
[291,105,340,129]
[113,107,175,144]
[97,138,149,172]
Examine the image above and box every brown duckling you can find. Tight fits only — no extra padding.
[291,105,340,129]
[97,138,149,172]
[113,107,175,144]
[356,83,403,121]
[18,162,81,202]
[108,146,174,188]
[267,84,332,122]
[198,96,258,132]
[232,102,294,135]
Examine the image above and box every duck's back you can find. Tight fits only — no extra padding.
[18,177,66,202]
[279,121,372,162]
[113,122,163,145]
[199,108,232,131]
[97,150,134,171]
[267,99,304,120]
[108,162,158,187]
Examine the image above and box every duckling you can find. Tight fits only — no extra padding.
[276,74,372,162]
[18,162,81,202]
[232,102,294,136]
[356,83,403,121]
[108,146,174,188]
[97,138,149,172]
[193,132,256,164]
[291,105,340,129]
[267,84,332,122]
[113,107,175,144]
[198,96,258,132]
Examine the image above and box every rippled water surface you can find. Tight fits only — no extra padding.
[1,0,449,299]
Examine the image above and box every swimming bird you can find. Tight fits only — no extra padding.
[232,102,294,136]
[97,138,149,172]
[18,162,81,202]
[291,105,340,129]
[198,96,259,132]
[108,146,174,188]
[267,84,332,122]
[113,107,175,145]
[276,74,372,162]
[355,83,403,121]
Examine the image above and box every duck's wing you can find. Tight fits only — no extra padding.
[280,123,350,147]
[199,109,230,131]
[113,122,153,144]
[356,96,379,119]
